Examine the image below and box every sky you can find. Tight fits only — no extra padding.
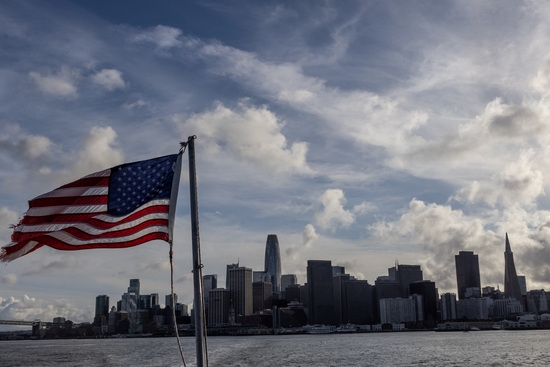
[2,0,550,326]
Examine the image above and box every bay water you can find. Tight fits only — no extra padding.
[1,330,549,366]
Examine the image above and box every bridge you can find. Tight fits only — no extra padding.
[0,319,54,327]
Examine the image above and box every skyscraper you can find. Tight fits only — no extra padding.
[504,233,523,303]
[227,265,253,318]
[95,295,109,318]
[455,251,481,300]
[307,260,335,325]
[264,234,282,293]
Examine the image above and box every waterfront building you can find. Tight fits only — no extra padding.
[409,280,438,328]
[527,290,549,314]
[264,234,282,293]
[227,265,253,318]
[440,293,457,321]
[208,288,231,326]
[456,297,489,320]
[95,295,109,318]
[493,298,523,317]
[504,234,523,303]
[343,279,375,325]
[333,273,351,325]
[307,260,335,325]
[379,297,417,324]
[455,251,481,299]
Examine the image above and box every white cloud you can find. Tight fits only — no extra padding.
[91,69,126,91]
[70,126,124,177]
[0,295,90,323]
[134,25,183,48]
[314,189,355,231]
[29,67,79,98]
[178,101,311,174]
[302,223,318,248]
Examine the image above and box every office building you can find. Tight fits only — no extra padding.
[95,295,109,318]
[252,281,273,312]
[208,288,231,326]
[227,265,253,317]
[281,274,297,293]
[203,274,218,311]
[307,260,335,325]
[264,234,282,293]
[455,251,481,299]
[440,293,457,321]
[409,280,438,328]
[343,279,375,325]
[379,298,417,324]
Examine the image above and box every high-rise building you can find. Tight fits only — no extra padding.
[281,274,297,294]
[264,234,282,293]
[226,263,239,289]
[504,234,523,303]
[208,288,231,326]
[203,274,218,311]
[252,281,273,312]
[455,251,481,300]
[128,279,140,296]
[333,273,351,325]
[227,266,253,318]
[165,294,178,308]
[342,279,375,325]
[307,260,335,325]
[440,293,457,321]
[397,264,423,297]
[409,280,438,328]
[95,295,109,318]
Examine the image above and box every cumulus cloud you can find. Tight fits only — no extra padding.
[302,223,318,248]
[134,25,184,48]
[29,67,79,98]
[0,130,54,163]
[91,69,126,91]
[178,101,311,174]
[314,189,355,231]
[70,126,124,176]
[370,199,501,292]
[454,150,544,207]
[0,295,90,323]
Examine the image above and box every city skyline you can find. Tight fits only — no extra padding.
[3,1,550,326]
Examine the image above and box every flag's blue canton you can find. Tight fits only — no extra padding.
[107,154,178,216]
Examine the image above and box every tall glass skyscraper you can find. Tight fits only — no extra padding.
[307,260,335,325]
[455,251,481,300]
[264,234,282,292]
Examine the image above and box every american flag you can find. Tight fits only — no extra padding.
[1,153,182,263]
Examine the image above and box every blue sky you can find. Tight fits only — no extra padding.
[2,0,550,324]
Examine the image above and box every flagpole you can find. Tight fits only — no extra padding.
[187,135,208,367]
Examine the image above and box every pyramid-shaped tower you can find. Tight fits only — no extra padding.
[503,233,523,302]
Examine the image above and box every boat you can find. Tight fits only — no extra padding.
[305,324,335,334]
[335,323,357,333]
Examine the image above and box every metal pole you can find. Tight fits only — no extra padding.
[187,135,208,367]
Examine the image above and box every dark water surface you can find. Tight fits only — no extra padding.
[1,330,549,366]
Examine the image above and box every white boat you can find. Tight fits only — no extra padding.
[335,324,357,333]
[305,324,335,334]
